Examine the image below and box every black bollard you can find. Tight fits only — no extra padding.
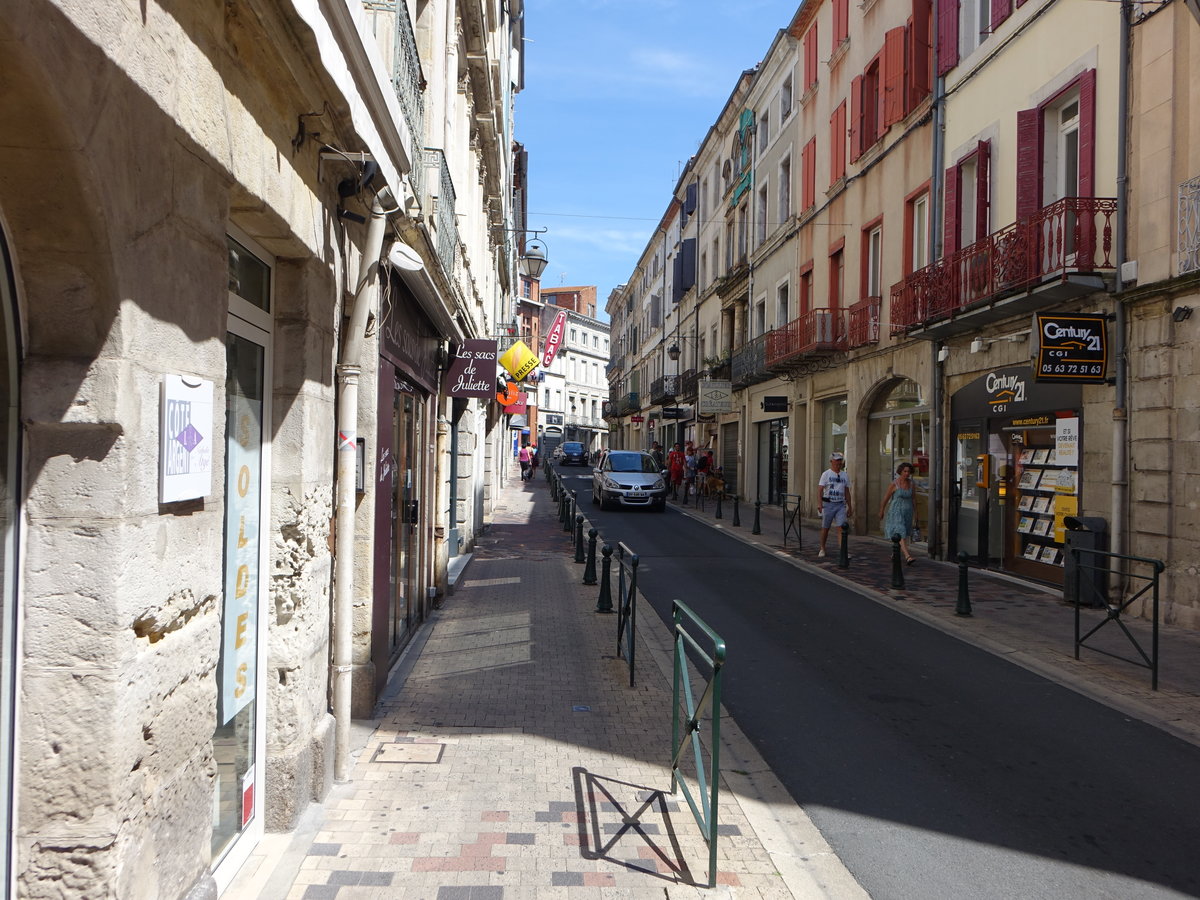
[837,523,850,569]
[732,495,741,527]
[558,489,567,526]
[596,544,614,613]
[956,552,973,617]
[574,515,586,563]
[715,492,723,519]
[549,472,557,502]
[752,500,762,535]
[891,535,905,589]
[583,529,598,585]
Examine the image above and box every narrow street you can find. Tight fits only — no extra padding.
[563,471,1200,900]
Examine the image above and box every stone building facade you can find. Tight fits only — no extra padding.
[0,0,524,896]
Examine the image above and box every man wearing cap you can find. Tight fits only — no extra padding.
[817,451,852,558]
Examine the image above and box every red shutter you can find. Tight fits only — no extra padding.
[883,27,906,126]
[803,139,816,210]
[849,75,864,162]
[1077,68,1096,196]
[907,0,932,110]
[944,163,961,256]
[834,0,849,46]
[975,140,990,240]
[831,102,847,181]
[937,0,959,77]
[991,0,1012,31]
[805,26,818,88]
[1015,107,1042,220]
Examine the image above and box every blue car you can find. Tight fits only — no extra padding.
[559,441,587,466]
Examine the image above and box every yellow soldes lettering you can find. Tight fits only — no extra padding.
[237,516,249,548]
[234,663,248,698]
[235,612,249,648]
[237,465,251,498]
[235,564,250,599]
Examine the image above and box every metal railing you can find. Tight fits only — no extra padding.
[731,333,770,387]
[612,392,640,416]
[847,297,881,348]
[677,368,700,400]
[1181,174,1200,275]
[781,493,803,548]
[670,600,726,888]
[766,309,847,367]
[423,148,459,279]
[892,196,1117,332]
[1071,547,1164,690]
[649,374,677,406]
[615,542,639,687]
[391,2,425,199]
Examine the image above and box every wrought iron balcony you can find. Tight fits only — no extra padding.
[847,298,881,348]
[605,357,625,377]
[731,333,772,388]
[423,148,459,280]
[678,368,700,400]
[391,2,425,199]
[612,392,640,416]
[891,197,1117,337]
[766,309,847,370]
[649,375,678,406]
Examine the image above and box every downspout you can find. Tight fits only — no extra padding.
[929,3,946,560]
[1111,0,1132,583]
[333,196,389,782]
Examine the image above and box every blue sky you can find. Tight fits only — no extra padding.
[516,0,799,316]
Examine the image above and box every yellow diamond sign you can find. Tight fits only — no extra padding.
[498,340,538,382]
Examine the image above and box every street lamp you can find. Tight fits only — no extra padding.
[518,238,549,280]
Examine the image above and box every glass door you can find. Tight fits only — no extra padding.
[0,227,20,889]
[389,388,417,653]
[951,423,986,560]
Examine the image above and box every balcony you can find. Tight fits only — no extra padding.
[423,148,459,280]
[731,334,772,388]
[847,298,881,348]
[605,357,625,377]
[766,309,847,371]
[649,375,677,406]
[612,392,640,417]
[678,368,700,401]
[390,2,425,200]
[892,197,1117,339]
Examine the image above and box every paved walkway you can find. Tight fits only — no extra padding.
[228,468,1200,900]
[227,470,865,900]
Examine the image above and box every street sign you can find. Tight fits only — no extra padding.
[630,415,645,423]
[1032,313,1108,384]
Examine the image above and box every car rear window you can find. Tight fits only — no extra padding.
[563,443,583,452]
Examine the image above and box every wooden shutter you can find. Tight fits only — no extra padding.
[1015,107,1042,221]
[907,0,932,111]
[991,0,1012,31]
[849,75,864,162]
[975,140,990,240]
[834,0,849,46]
[830,102,847,182]
[937,0,959,77]
[944,163,961,256]
[803,138,816,210]
[1077,68,1096,197]
[805,26,819,88]
[883,27,906,127]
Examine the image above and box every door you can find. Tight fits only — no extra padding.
[951,423,987,560]
[389,386,420,654]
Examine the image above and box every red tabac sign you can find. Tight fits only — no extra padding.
[542,310,568,368]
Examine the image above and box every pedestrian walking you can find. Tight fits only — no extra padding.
[650,441,665,471]
[667,442,685,499]
[879,461,916,564]
[817,451,852,558]
[684,444,698,499]
[696,448,711,495]
[530,444,539,474]
[518,443,532,481]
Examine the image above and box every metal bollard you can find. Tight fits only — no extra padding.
[752,500,762,535]
[837,523,850,569]
[715,492,723,519]
[891,535,905,589]
[564,491,576,533]
[583,529,598,585]
[732,494,741,527]
[956,552,973,617]
[596,544,614,613]
[574,515,585,563]
[558,489,567,526]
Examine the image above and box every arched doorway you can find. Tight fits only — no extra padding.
[866,378,930,543]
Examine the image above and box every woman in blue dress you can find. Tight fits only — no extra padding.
[879,462,917,564]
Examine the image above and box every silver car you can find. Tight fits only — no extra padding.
[592,450,668,511]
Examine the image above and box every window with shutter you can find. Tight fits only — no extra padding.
[802,138,816,211]
[974,140,990,240]
[805,26,819,89]
[907,0,932,111]
[830,101,847,182]
[1077,68,1096,197]
[883,27,906,127]
[990,0,1012,31]
[937,0,959,76]
[833,0,850,47]
[944,163,961,256]
[849,75,864,162]
[1015,107,1042,220]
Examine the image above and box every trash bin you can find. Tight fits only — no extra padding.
[1063,516,1108,608]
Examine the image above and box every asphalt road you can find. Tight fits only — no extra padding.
[562,471,1200,900]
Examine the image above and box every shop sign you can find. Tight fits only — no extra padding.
[698,379,733,414]
[662,406,690,419]
[221,393,261,723]
[630,415,645,422]
[761,396,788,413]
[504,392,528,414]
[446,339,498,399]
[984,370,1029,415]
[160,375,214,503]
[541,310,568,368]
[1033,313,1109,384]
[499,340,539,381]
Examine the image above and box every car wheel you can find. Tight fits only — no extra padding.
[591,486,599,505]
[655,500,667,512]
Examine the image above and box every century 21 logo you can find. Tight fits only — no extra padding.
[986,371,1026,413]
[1043,320,1102,351]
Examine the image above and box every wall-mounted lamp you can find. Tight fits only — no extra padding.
[970,338,986,354]
[667,342,681,361]
[1173,306,1193,323]
[499,226,551,280]
[937,346,950,363]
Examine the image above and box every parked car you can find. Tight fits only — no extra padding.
[558,441,587,466]
[592,451,668,511]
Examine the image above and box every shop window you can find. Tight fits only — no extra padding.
[821,396,849,462]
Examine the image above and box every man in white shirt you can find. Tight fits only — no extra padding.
[817,451,852,558]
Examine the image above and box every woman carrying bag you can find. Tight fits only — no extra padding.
[879,462,917,564]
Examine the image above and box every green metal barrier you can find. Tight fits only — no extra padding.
[669,600,726,888]
[615,542,639,687]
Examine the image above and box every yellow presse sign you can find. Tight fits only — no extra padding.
[499,340,538,381]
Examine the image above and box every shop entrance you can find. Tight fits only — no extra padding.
[867,379,930,542]
[757,418,788,505]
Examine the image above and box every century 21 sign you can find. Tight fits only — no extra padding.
[1032,313,1109,384]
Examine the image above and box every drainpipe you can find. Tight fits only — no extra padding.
[333,196,389,782]
[1111,0,1132,581]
